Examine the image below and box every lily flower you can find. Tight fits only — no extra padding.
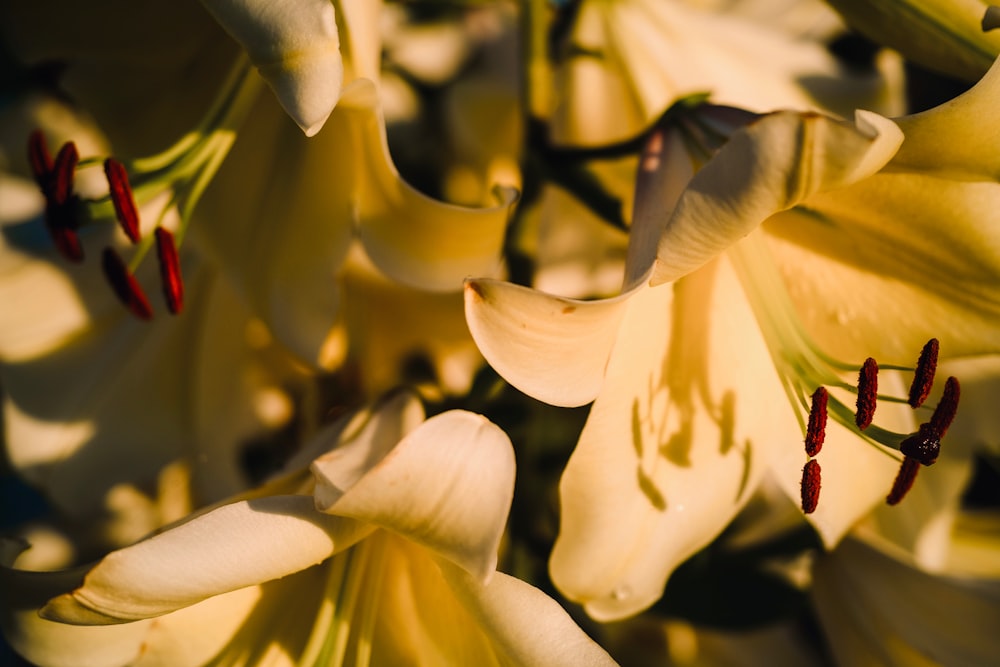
[2,393,617,667]
[541,0,905,147]
[465,57,1000,619]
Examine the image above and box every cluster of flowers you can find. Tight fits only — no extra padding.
[1,0,999,665]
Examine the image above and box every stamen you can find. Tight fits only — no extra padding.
[899,423,941,466]
[28,130,53,186]
[101,248,153,321]
[908,338,939,408]
[886,457,920,506]
[804,387,828,457]
[155,227,184,314]
[929,376,960,437]
[855,357,878,430]
[44,200,84,263]
[104,159,141,243]
[800,459,821,514]
[51,142,79,205]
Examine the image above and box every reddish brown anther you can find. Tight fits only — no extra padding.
[104,158,141,243]
[28,130,53,186]
[855,357,878,430]
[899,423,941,466]
[908,338,939,408]
[804,387,828,457]
[51,142,79,205]
[101,248,153,321]
[886,457,921,506]
[44,200,84,263]
[155,227,184,314]
[929,376,960,437]
[800,459,821,514]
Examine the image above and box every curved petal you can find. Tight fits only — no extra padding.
[464,279,634,408]
[42,495,371,624]
[337,79,519,292]
[813,537,1000,666]
[650,110,903,286]
[439,562,618,667]
[551,256,794,620]
[891,55,1000,181]
[313,410,515,582]
[199,0,343,136]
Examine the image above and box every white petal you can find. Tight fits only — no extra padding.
[200,0,343,135]
[439,562,619,667]
[42,495,370,623]
[313,410,515,581]
[464,279,634,407]
[551,256,793,620]
[337,79,519,292]
[651,110,903,286]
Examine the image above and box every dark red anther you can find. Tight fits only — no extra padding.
[800,459,821,514]
[886,457,921,506]
[28,130,53,186]
[44,200,84,262]
[899,423,941,466]
[908,338,939,408]
[855,357,878,430]
[929,376,960,438]
[101,248,153,321]
[155,227,184,314]
[104,158,140,243]
[51,142,79,205]
[805,387,828,457]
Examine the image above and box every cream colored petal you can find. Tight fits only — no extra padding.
[337,79,519,292]
[764,173,1000,362]
[1,539,150,667]
[313,410,515,582]
[42,495,371,624]
[650,110,903,286]
[892,54,1000,180]
[464,279,634,408]
[439,562,619,667]
[199,0,343,136]
[551,257,794,620]
[813,537,1000,667]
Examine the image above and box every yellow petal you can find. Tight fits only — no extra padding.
[313,409,515,582]
[650,110,903,286]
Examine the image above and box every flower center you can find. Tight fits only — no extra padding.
[26,57,261,320]
[728,233,961,513]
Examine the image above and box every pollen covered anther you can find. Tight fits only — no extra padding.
[804,387,828,457]
[800,459,821,514]
[929,376,960,437]
[51,142,79,205]
[101,248,153,321]
[855,357,878,430]
[899,423,941,466]
[155,227,184,314]
[908,338,939,408]
[104,158,141,243]
[887,457,921,505]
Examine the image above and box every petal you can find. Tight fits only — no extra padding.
[438,562,619,667]
[42,495,371,623]
[891,55,1000,181]
[464,279,634,407]
[650,110,903,286]
[199,0,343,136]
[813,537,1000,666]
[764,172,1000,362]
[551,256,793,620]
[313,409,515,582]
[334,80,519,292]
